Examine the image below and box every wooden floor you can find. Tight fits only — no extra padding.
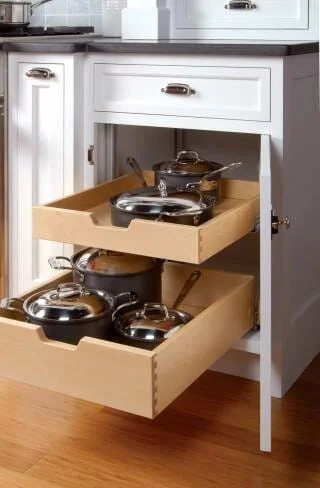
[0,356,319,488]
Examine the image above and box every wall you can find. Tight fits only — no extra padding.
[30,0,103,34]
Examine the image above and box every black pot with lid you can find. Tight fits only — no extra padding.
[152,150,243,202]
[22,282,137,345]
[49,248,163,307]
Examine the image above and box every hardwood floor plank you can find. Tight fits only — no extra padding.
[0,466,64,488]
[0,355,318,488]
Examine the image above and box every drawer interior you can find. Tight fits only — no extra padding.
[33,172,259,264]
[0,263,254,418]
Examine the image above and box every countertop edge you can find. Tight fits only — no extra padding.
[0,39,318,56]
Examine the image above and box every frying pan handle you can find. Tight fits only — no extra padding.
[126,157,148,188]
[172,270,202,309]
[203,161,243,180]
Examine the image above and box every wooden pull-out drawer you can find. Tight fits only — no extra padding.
[93,63,270,122]
[0,263,254,418]
[33,172,259,265]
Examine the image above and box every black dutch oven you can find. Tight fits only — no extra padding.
[3,283,137,345]
[49,248,163,307]
[152,150,242,202]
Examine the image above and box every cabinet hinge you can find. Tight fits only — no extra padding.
[87,145,95,165]
[271,209,290,238]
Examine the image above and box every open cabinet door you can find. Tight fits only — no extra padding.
[259,134,272,452]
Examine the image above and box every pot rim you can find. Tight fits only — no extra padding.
[70,248,163,278]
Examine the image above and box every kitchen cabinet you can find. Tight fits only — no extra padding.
[1,45,320,454]
[167,0,318,40]
[7,53,84,296]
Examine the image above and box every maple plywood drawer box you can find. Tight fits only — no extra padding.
[0,263,254,418]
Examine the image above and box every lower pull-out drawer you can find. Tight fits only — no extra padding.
[0,262,254,418]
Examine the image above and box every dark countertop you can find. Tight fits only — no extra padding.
[2,37,319,56]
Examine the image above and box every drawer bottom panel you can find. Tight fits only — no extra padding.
[0,263,254,418]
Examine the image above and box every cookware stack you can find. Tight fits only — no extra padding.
[1,149,243,348]
[110,151,242,227]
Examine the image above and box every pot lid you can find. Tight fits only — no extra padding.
[114,303,192,343]
[74,248,159,275]
[112,183,214,218]
[24,283,113,322]
[153,150,223,176]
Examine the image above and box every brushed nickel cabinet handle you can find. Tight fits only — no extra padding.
[161,83,196,96]
[25,68,55,79]
[225,0,256,9]
[88,145,95,166]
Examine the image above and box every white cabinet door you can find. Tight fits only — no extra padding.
[259,134,272,452]
[8,56,77,296]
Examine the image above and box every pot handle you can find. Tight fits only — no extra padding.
[176,150,200,163]
[48,256,73,271]
[31,0,53,13]
[113,292,138,317]
[0,297,26,320]
[56,283,84,299]
[139,303,170,320]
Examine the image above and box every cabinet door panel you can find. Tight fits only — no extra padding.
[9,62,66,296]
[174,0,309,30]
[259,134,272,452]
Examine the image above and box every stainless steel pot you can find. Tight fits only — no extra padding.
[0,0,52,28]
[110,179,216,228]
[112,270,201,350]
[152,150,243,202]
[49,248,163,307]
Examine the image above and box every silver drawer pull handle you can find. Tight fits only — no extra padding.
[25,67,55,79]
[161,83,196,96]
[225,0,256,9]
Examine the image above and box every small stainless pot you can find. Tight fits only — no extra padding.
[49,248,163,307]
[0,0,52,28]
[112,270,201,350]
[113,302,193,350]
[20,282,137,345]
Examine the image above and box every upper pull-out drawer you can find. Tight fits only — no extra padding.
[93,63,271,122]
[174,0,309,30]
[0,263,254,418]
[33,172,259,265]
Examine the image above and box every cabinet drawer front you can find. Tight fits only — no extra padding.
[174,0,309,30]
[0,264,254,418]
[94,64,271,122]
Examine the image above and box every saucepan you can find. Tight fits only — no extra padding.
[0,0,52,29]
[110,158,216,227]
[49,248,163,307]
[112,270,201,350]
[152,150,243,202]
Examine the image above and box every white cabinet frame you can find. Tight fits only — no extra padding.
[81,52,320,452]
